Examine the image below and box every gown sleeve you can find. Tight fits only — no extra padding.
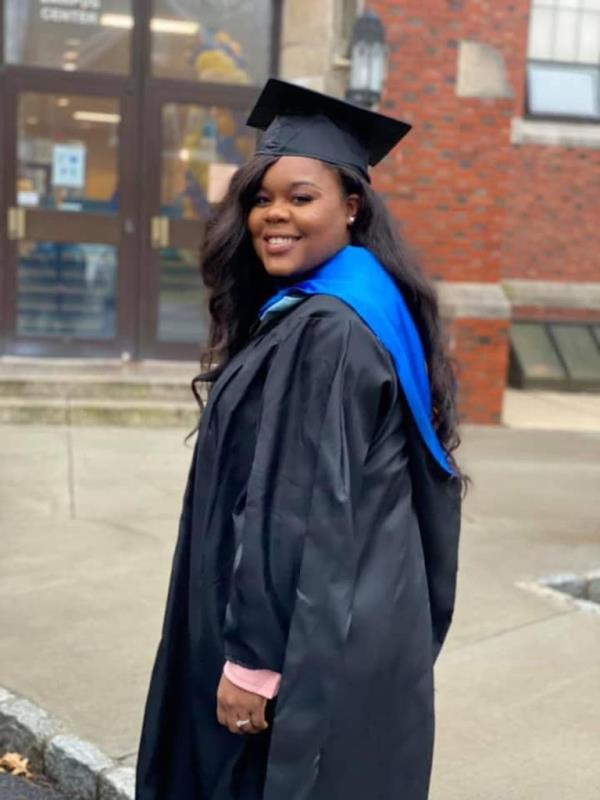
[405,426,462,663]
[223,312,389,674]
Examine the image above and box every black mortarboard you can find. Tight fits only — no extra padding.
[246,78,411,181]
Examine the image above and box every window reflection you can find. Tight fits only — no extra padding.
[527,63,600,119]
[529,0,600,64]
[17,241,117,339]
[158,249,209,344]
[527,0,600,119]
[550,324,600,382]
[4,0,132,74]
[17,94,120,214]
[151,0,273,83]
[4,0,273,80]
[161,104,254,220]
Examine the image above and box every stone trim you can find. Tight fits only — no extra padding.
[503,280,600,311]
[0,686,134,800]
[280,0,350,97]
[456,40,513,99]
[436,281,511,319]
[511,118,600,149]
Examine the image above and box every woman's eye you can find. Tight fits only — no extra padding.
[292,195,313,205]
[253,195,270,206]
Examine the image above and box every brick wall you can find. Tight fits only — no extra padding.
[370,1,600,286]
[370,0,600,422]
[371,0,530,283]
[502,147,600,282]
[448,317,510,425]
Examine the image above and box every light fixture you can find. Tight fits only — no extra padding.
[63,50,78,60]
[100,13,133,29]
[57,98,70,108]
[62,63,78,72]
[179,148,191,162]
[151,18,200,35]
[346,11,387,109]
[73,111,121,124]
[100,14,200,35]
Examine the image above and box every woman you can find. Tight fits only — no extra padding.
[136,79,462,800]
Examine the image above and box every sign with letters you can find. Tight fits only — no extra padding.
[38,0,101,26]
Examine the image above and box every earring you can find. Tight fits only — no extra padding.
[348,216,356,225]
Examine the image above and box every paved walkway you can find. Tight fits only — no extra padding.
[1,396,600,798]
[503,387,600,431]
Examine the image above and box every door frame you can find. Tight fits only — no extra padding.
[0,67,7,357]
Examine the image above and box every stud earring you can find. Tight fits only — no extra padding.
[348,216,356,225]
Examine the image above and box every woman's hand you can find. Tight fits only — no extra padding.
[216,674,269,735]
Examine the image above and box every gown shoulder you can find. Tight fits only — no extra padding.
[252,293,399,392]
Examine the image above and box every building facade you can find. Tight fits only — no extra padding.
[371,0,600,421]
[1,0,599,422]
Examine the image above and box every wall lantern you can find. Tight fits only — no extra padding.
[345,10,387,109]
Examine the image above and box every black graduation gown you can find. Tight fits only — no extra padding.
[135,295,461,800]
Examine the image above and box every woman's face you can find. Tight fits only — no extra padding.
[247,156,359,278]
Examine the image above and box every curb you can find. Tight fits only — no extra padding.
[0,687,135,800]
[516,568,600,617]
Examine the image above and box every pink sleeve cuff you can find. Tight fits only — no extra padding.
[223,661,282,699]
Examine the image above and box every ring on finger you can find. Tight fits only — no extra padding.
[236,718,251,729]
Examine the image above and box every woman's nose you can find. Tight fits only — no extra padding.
[264,202,290,222]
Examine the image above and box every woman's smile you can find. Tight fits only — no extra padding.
[263,233,303,256]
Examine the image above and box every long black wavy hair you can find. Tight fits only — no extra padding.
[193,155,464,478]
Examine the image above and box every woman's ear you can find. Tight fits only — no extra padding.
[345,194,360,226]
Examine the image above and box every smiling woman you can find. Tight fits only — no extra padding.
[136,79,463,800]
[247,157,359,277]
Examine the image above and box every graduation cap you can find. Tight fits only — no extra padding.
[246,78,411,181]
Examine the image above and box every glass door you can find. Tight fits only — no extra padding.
[138,86,258,359]
[1,73,138,357]
[0,0,280,360]
[136,0,278,358]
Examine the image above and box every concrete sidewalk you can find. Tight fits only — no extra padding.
[503,388,600,432]
[1,412,599,797]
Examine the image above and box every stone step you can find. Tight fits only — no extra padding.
[0,375,196,402]
[0,358,207,426]
[0,396,200,428]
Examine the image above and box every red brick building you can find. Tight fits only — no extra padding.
[370,0,600,422]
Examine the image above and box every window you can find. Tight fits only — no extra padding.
[527,0,600,121]
[151,0,275,84]
[509,322,600,390]
[3,0,133,74]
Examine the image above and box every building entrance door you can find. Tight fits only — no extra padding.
[0,71,139,358]
[0,0,280,361]
[137,84,257,359]
[133,0,278,358]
